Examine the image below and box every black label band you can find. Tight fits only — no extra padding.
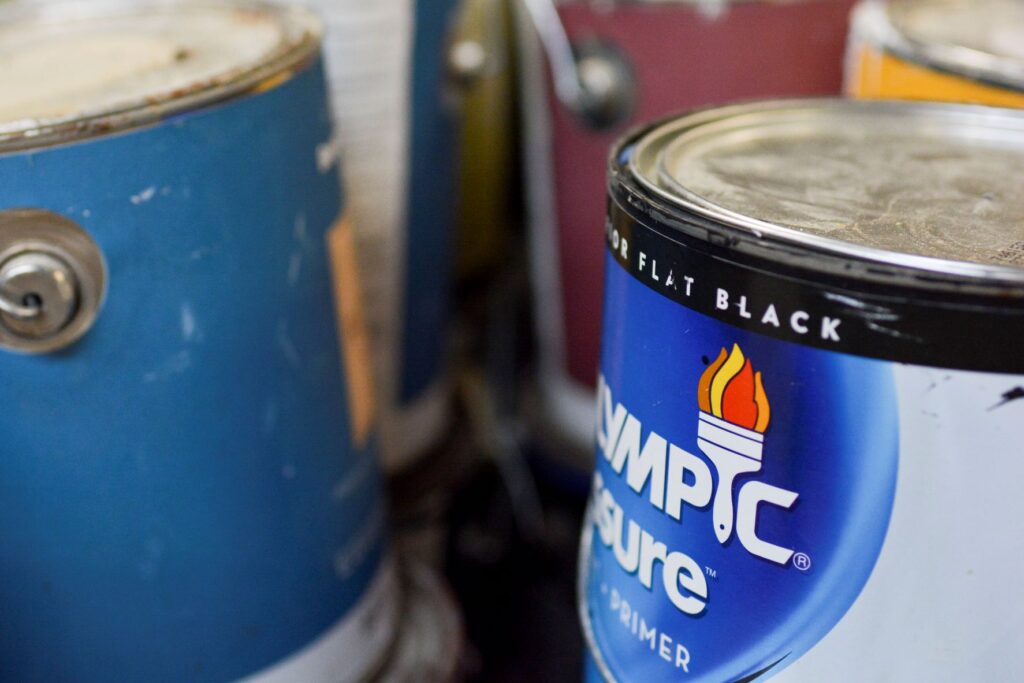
[607,193,1024,374]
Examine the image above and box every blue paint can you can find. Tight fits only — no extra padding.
[310,0,462,472]
[0,3,396,681]
[583,100,1024,681]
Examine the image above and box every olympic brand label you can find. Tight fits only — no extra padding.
[585,281,897,681]
[581,206,1024,681]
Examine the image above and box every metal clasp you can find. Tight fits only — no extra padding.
[518,0,634,129]
[0,210,106,354]
[0,282,45,320]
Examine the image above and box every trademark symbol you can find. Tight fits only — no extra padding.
[704,566,717,579]
[792,552,812,572]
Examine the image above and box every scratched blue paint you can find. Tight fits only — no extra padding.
[0,58,387,682]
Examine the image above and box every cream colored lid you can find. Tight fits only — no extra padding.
[855,0,1024,90]
[0,2,317,131]
[892,0,1024,63]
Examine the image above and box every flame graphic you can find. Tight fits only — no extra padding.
[697,344,770,433]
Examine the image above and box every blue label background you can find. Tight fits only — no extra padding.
[585,252,899,682]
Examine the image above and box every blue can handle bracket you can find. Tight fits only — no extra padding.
[0,209,106,354]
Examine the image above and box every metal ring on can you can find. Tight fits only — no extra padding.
[0,209,107,354]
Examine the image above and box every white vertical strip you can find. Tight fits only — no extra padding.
[516,1,595,451]
[516,0,566,393]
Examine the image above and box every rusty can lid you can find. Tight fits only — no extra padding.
[0,1,321,150]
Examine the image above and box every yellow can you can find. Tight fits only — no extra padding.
[846,0,1024,106]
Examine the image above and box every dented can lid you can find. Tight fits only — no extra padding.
[629,98,1024,283]
[0,1,321,149]
[852,0,1024,91]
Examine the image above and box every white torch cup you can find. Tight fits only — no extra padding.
[696,411,765,544]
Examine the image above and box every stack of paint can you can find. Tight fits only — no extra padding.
[0,2,461,681]
[9,0,1024,680]
[516,0,859,478]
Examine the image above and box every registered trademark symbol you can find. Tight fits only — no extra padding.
[792,552,812,571]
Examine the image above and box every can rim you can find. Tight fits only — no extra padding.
[0,0,322,153]
[371,561,464,682]
[851,0,1024,93]
[627,97,1024,287]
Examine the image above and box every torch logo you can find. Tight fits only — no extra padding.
[697,344,797,564]
[594,342,800,573]
[698,344,770,542]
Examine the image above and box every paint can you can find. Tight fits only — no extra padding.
[0,3,397,681]
[373,560,465,682]
[516,0,857,467]
[305,0,463,473]
[847,0,1024,106]
[582,98,1024,681]
[452,0,516,282]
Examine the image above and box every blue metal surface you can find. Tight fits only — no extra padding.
[583,646,606,683]
[0,59,387,682]
[398,0,460,403]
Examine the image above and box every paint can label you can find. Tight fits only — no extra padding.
[581,208,1024,681]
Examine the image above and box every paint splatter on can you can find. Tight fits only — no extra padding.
[0,3,396,681]
[847,0,1024,106]
[517,0,857,467]
[583,99,1024,681]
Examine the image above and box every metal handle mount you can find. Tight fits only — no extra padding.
[0,209,106,354]
[519,0,634,129]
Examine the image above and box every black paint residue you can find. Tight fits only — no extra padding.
[989,386,1024,411]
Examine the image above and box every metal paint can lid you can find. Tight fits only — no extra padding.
[0,1,321,149]
[629,98,1024,284]
[852,0,1024,91]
